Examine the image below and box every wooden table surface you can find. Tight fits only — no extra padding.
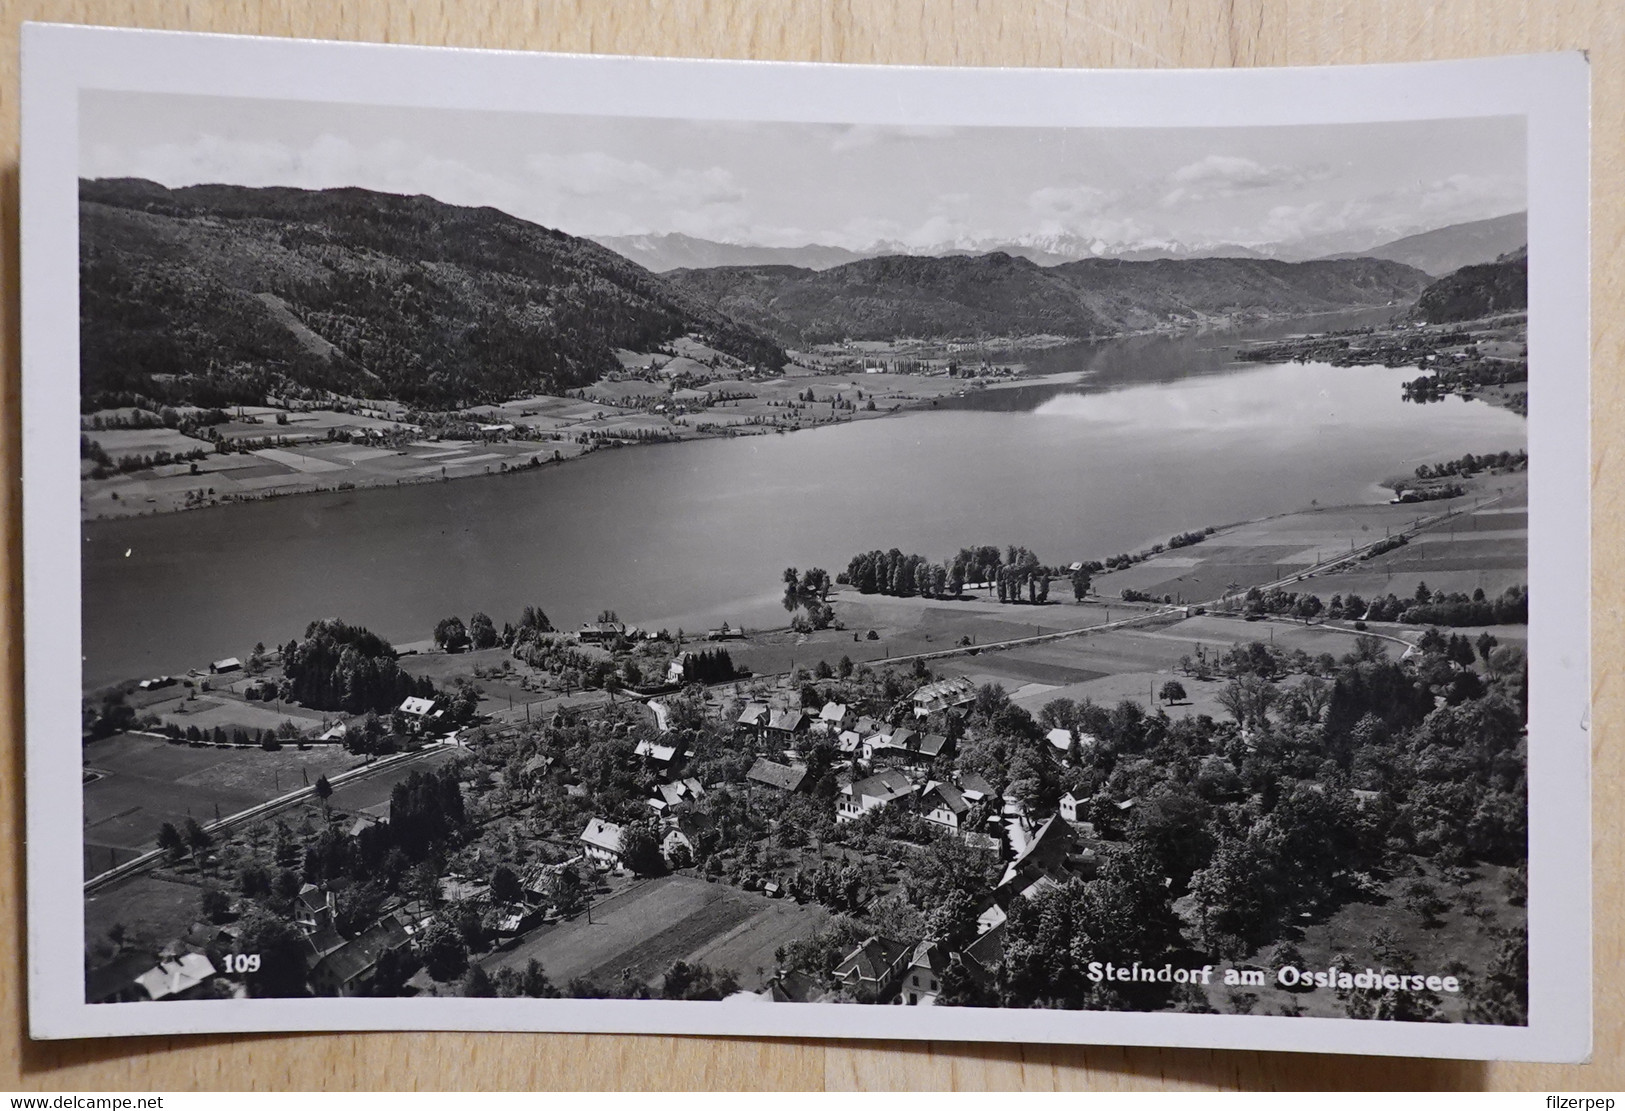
[0,0,1618,1091]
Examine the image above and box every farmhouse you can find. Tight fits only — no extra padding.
[746,757,808,794]
[766,709,809,740]
[836,769,916,822]
[577,620,627,643]
[997,815,1081,898]
[911,676,977,717]
[398,696,438,725]
[209,657,242,675]
[579,817,626,868]
[309,915,413,997]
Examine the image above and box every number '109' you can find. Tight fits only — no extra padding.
[224,953,261,973]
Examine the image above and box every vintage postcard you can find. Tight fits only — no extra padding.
[21,25,1591,1058]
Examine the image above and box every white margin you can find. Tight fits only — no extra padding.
[20,23,1593,1059]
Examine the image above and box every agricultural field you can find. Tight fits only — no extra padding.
[1098,472,1526,607]
[82,732,362,874]
[481,874,829,992]
[84,874,212,965]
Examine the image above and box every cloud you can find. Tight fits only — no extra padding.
[1160,154,1329,208]
[1028,184,1114,221]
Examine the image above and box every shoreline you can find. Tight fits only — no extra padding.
[78,365,1097,525]
[78,305,1408,525]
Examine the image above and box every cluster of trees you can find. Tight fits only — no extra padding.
[281,619,435,714]
[1339,584,1528,627]
[782,567,835,630]
[432,613,501,653]
[80,436,210,478]
[82,405,230,429]
[1392,483,1466,504]
[840,544,1054,604]
[1361,534,1409,560]
[1233,582,1528,629]
[1167,528,1215,550]
[1414,451,1527,480]
[681,648,740,685]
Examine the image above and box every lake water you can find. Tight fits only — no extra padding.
[81,326,1526,688]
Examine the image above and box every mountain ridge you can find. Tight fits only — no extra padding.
[79,177,787,411]
[1326,212,1527,277]
[665,252,1434,346]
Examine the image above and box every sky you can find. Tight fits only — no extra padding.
[79,91,1526,255]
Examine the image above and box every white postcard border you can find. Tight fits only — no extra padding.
[21,23,1592,1059]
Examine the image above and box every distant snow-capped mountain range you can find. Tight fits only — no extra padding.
[593,212,1527,278]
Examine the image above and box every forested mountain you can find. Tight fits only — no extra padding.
[79,178,786,411]
[664,253,1432,346]
[1412,247,1528,324]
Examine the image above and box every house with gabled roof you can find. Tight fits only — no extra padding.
[309,915,413,997]
[766,709,808,740]
[832,935,912,996]
[746,757,808,794]
[399,695,437,719]
[736,702,770,737]
[836,769,917,822]
[960,922,1006,987]
[911,676,977,718]
[135,952,217,1001]
[997,814,1080,897]
[1046,728,1098,758]
[817,702,853,732]
[918,781,971,832]
[958,772,997,804]
[580,817,626,868]
[577,620,627,643]
[294,883,335,935]
[900,941,950,1006]
[634,737,680,767]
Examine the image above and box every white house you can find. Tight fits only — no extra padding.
[579,817,625,868]
[836,769,916,822]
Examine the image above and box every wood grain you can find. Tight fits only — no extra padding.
[0,0,1618,1091]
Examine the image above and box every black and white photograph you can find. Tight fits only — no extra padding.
[21,27,1591,1058]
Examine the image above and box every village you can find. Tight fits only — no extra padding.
[83,464,1531,1021]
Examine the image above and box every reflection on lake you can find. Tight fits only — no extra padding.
[82,345,1524,689]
